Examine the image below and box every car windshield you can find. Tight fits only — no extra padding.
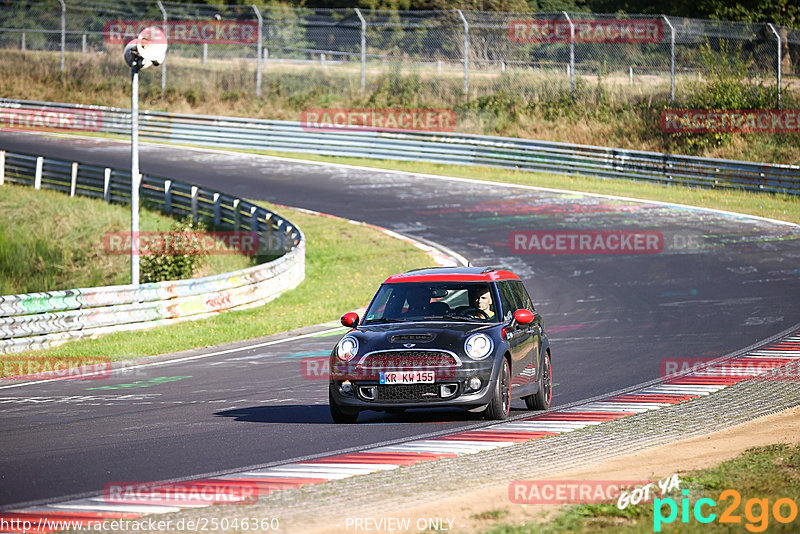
[362,282,500,324]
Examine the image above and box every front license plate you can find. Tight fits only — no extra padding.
[380,371,435,384]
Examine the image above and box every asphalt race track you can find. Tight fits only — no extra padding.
[1,131,799,509]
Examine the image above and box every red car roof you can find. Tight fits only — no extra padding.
[383,267,520,284]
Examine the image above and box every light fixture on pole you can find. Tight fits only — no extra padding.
[123,27,167,285]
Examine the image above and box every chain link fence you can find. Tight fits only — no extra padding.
[0,1,797,108]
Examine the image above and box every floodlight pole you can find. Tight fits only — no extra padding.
[563,11,574,94]
[355,8,366,93]
[662,15,675,102]
[59,0,65,72]
[253,5,263,97]
[157,1,167,90]
[457,10,469,95]
[131,60,141,286]
[767,23,781,109]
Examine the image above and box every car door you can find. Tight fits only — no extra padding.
[509,280,541,383]
[496,281,535,389]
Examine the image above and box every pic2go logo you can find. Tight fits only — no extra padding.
[654,489,799,532]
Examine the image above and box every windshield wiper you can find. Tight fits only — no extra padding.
[364,317,406,324]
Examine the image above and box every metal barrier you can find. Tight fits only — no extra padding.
[1,98,798,195]
[0,149,305,354]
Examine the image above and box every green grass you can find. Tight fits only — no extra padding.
[12,202,433,361]
[0,183,251,295]
[481,443,800,533]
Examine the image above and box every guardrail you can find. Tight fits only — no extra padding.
[1,98,799,195]
[0,148,305,354]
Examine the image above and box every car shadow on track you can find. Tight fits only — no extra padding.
[214,405,333,424]
[214,405,528,425]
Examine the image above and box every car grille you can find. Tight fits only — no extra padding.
[375,384,441,402]
[362,351,456,370]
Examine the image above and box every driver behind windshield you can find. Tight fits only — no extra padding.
[474,286,495,319]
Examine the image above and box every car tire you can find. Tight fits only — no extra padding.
[486,358,511,420]
[525,351,551,410]
[329,388,359,424]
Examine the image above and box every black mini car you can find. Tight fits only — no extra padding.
[329,267,552,423]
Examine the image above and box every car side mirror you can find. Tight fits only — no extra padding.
[341,312,360,328]
[513,309,535,325]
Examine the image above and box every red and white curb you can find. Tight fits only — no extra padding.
[2,332,798,532]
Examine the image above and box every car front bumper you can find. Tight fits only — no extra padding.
[329,358,499,410]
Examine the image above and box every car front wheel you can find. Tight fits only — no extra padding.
[486,358,511,420]
[525,351,551,410]
[329,387,359,424]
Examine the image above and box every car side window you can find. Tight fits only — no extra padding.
[509,280,534,311]
[496,282,520,321]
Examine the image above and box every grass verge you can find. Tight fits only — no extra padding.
[9,201,433,361]
[482,443,800,533]
[0,183,251,295]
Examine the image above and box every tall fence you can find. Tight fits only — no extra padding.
[0,1,797,105]
[0,147,305,354]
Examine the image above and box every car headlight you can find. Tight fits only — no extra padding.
[336,336,359,361]
[464,333,493,360]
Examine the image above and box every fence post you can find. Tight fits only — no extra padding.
[21,32,25,51]
[157,1,167,90]
[355,8,367,93]
[457,10,469,95]
[191,185,199,223]
[662,15,675,102]
[563,11,574,94]
[767,23,782,109]
[70,162,77,196]
[250,205,258,232]
[233,198,241,230]
[252,5,263,98]
[629,66,633,86]
[0,150,4,186]
[164,179,172,215]
[213,192,221,227]
[103,168,111,202]
[59,0,65,72]
[202,43,208,64]
[34,157,43,189]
